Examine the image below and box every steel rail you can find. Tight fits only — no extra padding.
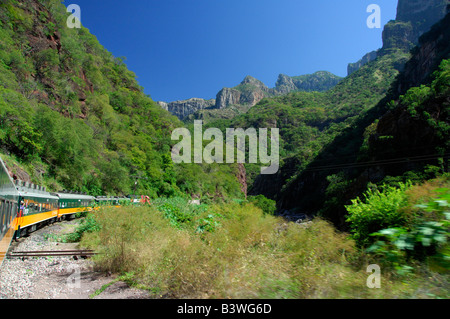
[6,249,97,258]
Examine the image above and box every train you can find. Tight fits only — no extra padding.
[0,156,132,267]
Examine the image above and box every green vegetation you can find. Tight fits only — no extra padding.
[73,189,448,298]
[247,195,276,215]
[346,182,413,247]
[0,0,243,201]
[368,186,450,275]
[289,71,343,92]
[201,50,410,189]
[1,0,449,299]
[346,177,449,279]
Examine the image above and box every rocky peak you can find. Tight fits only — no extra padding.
[381,0,448,53]
[215,88,242,109]
[275,72,343,93]
[275,74,297,94]
[348,0,449,75]
[396,0,447,22]
[240,75,270,92]
[161,72,342,119]
[241,75,261,85]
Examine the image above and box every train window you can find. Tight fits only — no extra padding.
[1,201,4,235]
[10,202,13,225]
[5,202,10,228]
[0,201,3,231]
[9,203,13,225]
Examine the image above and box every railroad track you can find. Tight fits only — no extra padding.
[6,249,97,259]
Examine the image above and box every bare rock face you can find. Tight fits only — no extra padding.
[385,0,449,52]
[348,51,378,75]
[381,20,415,52]
[237,163,247,199]
[397,9,450,95]
[275,74,297,94]
[348,0,449,75]
[240,75,270,92]
[161,73,342,119]
[215,88,242,109]
[157,101,168,111]
[284,71,343,92]
[216,76,272,109]
[157,98,215,119]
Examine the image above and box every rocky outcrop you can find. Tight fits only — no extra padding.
[283,71,343,92]
[161,72,343,119]
[396,0,448,41]
[274,74,297,94]
[381,20,415,53]
[347,0,449,75]
[157,98,215,120]
[215,88,242,109]
[348,51,378,75]
[396,9,450,94]
[237,163,247,199]
[240,75,271,93]
[274,9,450,229]
[216,75,272,109]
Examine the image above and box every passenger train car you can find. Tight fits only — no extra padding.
[0,156,133,268]
[14,181,59,239]
[0,158,19,267]
[53,191,95,220]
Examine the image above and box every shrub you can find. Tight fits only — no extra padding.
[65,214,101,242]
[368,188,449,274]
[153,197,206,228]
[247,195,276,215]
[346,182,413,247]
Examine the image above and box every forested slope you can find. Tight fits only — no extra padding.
[277,12,450,228]
[0,0,244,200]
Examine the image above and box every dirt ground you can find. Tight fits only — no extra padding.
[0,218,151,299]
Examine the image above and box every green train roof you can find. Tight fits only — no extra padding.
[53,193,95,200]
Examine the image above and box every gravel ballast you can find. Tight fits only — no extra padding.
[0,219,150,299]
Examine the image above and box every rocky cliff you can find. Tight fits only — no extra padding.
[348,51,378,75]
[276,9,450,228]
[160,72,342,120]
[283,71,343,93]
[157,98,215,120]
[216,75,271,109]
[348,0,449,75]
[396,9,450,94]
[396,0,448,42]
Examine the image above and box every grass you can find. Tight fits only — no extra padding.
[89,272,135,299]
[75,198,449,299]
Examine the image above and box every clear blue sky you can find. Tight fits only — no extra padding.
[64,0,398,102]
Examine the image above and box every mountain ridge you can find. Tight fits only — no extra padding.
[158,71,343,120]
[347,0,449,75]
